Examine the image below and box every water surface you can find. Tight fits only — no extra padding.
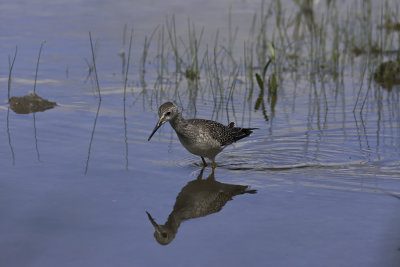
[1,0,400,266]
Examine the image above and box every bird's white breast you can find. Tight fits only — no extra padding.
[176,127,223,160]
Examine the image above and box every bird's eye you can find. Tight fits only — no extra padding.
[166,112,171,116]
[162,233,168,238]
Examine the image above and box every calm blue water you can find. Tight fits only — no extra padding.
[1,0,400,266]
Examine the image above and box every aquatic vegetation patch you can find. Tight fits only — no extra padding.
[373,59,400,89]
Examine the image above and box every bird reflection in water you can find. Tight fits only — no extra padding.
[146,169,257,245]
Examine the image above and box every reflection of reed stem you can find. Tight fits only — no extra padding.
[7,108,15,165]
[85,100,101,175]
[124,104,129,170]
[360,74,374,113]
[33,113,41,162]
[353,58,368,112]
[7,47,17,164]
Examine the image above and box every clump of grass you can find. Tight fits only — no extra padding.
[373,57,400,89]
[184,19,203,79]
[133,0,400,123]
[140,26,158,93]
[254,60,270,122]
[185,67,199,80]
[267,44,277,93]
[166,15,181,78]
[254,44,278,122]
[378,20,400,31]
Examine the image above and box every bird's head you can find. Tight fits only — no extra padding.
[148,102,179,141]
[146,211,176,245]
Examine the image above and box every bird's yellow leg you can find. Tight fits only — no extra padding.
[212,160,216,170]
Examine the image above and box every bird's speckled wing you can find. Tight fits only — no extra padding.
[187,119,255,146]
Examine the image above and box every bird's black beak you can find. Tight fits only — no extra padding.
[148,118,165,141]
[146,211,161,231]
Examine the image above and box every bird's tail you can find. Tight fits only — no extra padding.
[232,127,258,142]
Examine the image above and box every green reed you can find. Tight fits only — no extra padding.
[140,26,158,95]
[129,0,400,122]
[89,32,101,100]
[7,46,18,101]
[33,41,46,94]
[124,29,134,101]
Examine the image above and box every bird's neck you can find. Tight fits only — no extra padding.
[169,113,188,133]
[164,213,181,234]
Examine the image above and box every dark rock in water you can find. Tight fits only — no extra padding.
[9,92,57,114]
[373,60,400,90]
